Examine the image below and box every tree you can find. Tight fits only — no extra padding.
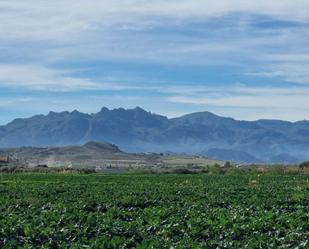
[299,161,309,170]
[224,161,232,168]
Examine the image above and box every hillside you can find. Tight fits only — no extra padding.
[0,141,222,170]
[0,107,308,163]
[0,141,158,168]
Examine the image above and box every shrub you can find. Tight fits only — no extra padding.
[208,164,225,175]
[269,165,286,175]
[224,161,232,168]
[299,161,309,170]
[172,168,196,174]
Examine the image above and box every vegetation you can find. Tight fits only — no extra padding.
[1,173,309,248]
[299,161,309,170]
[0,165,95,174]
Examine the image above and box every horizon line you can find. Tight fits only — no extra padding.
[1,106,308,126]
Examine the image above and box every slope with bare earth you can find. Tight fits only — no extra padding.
[0,141,222,169]
[0,141,154,168]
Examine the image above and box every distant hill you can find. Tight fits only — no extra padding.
[0,141,154,167]
[0,107,308,163]
[0,141,221,169]
[204,148,261,163]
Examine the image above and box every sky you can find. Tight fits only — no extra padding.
[0,0,309,124]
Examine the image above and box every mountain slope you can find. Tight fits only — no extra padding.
[0,141,153,167]
[0,107,308,163]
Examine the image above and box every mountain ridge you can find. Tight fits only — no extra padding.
[0,107,308,163]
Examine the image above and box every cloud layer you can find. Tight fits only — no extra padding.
[0,1,309,123]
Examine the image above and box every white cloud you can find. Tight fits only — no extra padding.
[164,85,309,121]
[0,64,158,91]
[250,50,309,84]
[1,0,309,43]
[249,64,309,85]
[0,64,103,91]
[1,1,309,121]
[1,84,308,122]
[0,97,34,108]
[1,0,308,70]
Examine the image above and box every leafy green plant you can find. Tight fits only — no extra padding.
[0,173,308,248]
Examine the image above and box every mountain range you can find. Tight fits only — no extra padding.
[0,107,308,163]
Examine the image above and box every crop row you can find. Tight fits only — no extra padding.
[0,174,309,248]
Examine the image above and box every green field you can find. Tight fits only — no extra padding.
[1,173,309,248]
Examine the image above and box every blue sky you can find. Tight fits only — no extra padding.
[0,0,309,124]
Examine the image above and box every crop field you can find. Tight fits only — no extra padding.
[0,173,309,248]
